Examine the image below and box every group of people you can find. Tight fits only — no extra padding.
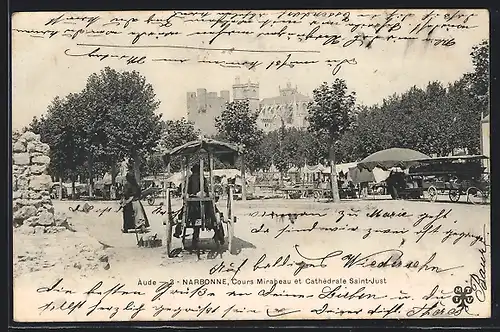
[120,164,224,248]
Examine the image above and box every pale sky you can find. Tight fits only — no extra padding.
[11,9,489,130]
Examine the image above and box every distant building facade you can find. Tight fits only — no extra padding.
[187,88,230,136]
[232,77,260,112]
[258,82,311,132]
[186,80,311,135]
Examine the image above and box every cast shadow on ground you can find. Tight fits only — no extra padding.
[168,236,256,260]
[318,197,487,206]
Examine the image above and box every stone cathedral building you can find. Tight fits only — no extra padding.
[186,78,311,136]
[257,82,311,132]
[186,88,230,136]
[232,77,260,112]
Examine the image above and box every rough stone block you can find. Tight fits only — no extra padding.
[22,167,31,177]
[16,177,30,191]
[28,191,42,200]
[13,205,37,220]
[13,191,23,200]
[30,164,47,175]
[37,210,55,226]
[13,153,30,166]
[12,165,26,176]
[20,131,40,142]
[42,204,55,214]
[13,199,30,211]
[31,155,51,165]
[41,196,52,204]
[32,199,47,208]
[12,141,26,153]
[29,151,44,158]
[27,142,50,154]
[29,175,52,191]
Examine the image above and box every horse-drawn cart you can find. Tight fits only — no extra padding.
[162,139,243,258]
[408,155,490,204]
[410,155,490,204]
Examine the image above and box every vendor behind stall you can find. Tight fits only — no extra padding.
[173,163,223,243]
[386,169,406,199]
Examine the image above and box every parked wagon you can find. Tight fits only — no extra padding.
[407,155,490,204]
[162,139,243,258]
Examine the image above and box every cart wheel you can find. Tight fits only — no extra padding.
[467,187,484,205]
[147,196,155,206]
[448,189,460,202]
[427,186,438,202]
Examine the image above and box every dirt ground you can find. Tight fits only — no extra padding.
[12,196,491,321]
[13,196,490,279]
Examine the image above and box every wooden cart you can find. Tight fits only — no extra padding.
[407,155,490,204]
[162,139,243,258]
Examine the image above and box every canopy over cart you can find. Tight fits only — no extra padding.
[357,148,431,171]
[163,139,243,166]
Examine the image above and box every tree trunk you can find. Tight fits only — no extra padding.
[241,153,247,201]
[329,144,341,203]
[58,175,63,201]
[132,150,141,184]
[111,163,117,185]
[87,153,94,197]
[72,178,76,200]
[110,163,117,200]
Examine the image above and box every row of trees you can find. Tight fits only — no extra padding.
[220,40,489,167]
[27,67,164,195]
[25,40,488,201]
[207,40,488,201]
[341,40,489,161]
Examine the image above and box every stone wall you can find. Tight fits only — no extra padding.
[12,131,70,234]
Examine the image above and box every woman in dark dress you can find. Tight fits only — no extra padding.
[121,173,150,233]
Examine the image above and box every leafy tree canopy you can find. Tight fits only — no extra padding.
[215,100,264,172]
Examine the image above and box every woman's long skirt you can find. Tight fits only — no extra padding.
[122,200,150,231]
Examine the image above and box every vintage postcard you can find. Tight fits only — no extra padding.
[11,9,490,322]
